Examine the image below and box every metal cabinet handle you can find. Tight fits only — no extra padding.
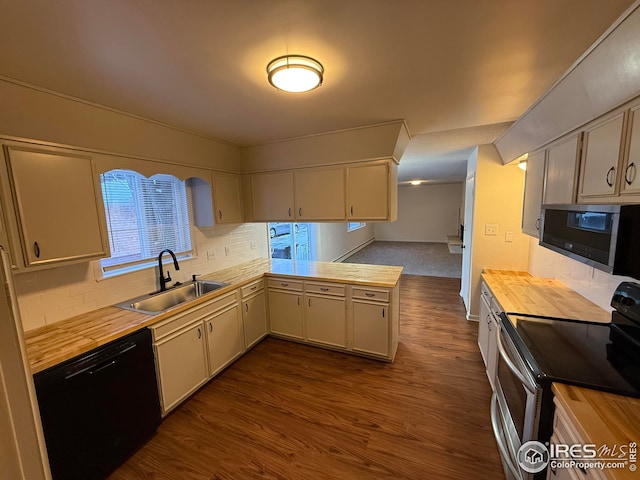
[490,394,522,479]
[606,166,616,187]
[281,282,288,287]
[308,298,311,307]
[208,322,213,333]
[298,207,302,217]
[288,207,292,217]
[350,205,354,216]
[382,308,385,318]
[245,303,249,313]
[33,241,40,258]
[297,297,300,306]
[625,162,636,186]
[197,328,202,339]
[320,287,329,292]
[250,285,257,290]
[535,218,540,231]
[218,210,223,220]
[365,292,375,297]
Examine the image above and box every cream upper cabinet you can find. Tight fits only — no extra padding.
[620,104,640,196]
[347,162,393,220]
[521,149,545,237]
[294,167,346,220]
[2,143,108,268]
[544,134,581,205]
[251,171,294,221]
[578,112,625,199]
[212,172,243,224]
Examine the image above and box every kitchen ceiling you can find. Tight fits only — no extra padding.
[0,0,634,182]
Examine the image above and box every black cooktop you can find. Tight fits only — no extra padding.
[501,313,640,398]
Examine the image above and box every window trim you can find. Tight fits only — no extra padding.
[347,222,366,232]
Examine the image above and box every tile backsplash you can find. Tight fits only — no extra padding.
[528,239,636,313]
[14,223,268,331]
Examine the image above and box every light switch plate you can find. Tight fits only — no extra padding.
[505,231,513,242]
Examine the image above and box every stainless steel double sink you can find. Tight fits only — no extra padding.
[115,280,229,315]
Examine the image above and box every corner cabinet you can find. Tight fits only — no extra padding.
[0,142,109,269]
[212,172,243,224]
[251,171,295,221]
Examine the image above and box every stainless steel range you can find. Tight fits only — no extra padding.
[491,282,640,480]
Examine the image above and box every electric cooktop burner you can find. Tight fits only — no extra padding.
[501,314,640,397]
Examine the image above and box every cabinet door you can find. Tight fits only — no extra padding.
[154,321,208,414]
[544,134,580,205]
[251,172,294,221]
[478,294,491,367]
[294,167,345,220]
[268,289,303,339]
[347,163,389,220]
[206,304,244,378]
[352,300,389,357]
[5,146,107,267]
[522,150,545,237]
[579,114,625,198]
[486,314,498,391]
[621,105,640,195]
[305,294,347,349]
[213,172,243,224]
[243,291,267,350]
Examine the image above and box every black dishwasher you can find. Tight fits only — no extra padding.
[34,328,161,480]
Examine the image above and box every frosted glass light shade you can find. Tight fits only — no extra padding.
[267,55,323,93]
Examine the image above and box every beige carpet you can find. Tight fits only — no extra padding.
[343,241,462,278]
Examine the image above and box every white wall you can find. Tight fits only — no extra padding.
[374,183,462,242]
[466,144,530,318]
[528,239,635,313]
[313,223,375,262]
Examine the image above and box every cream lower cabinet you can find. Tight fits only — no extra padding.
[268,278,304,340]
[205,302,244,378]
[304,282,347,349]
[478,281,499,390]
[352,300,389,358]
[150,290,243,415]
[242,280,268,350]
[152,320,208,415]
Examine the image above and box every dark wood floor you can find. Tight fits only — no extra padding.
[109,275,505,479]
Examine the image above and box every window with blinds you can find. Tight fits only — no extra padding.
[99,169,192,273]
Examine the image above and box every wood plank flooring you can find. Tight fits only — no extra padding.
[108,275,505,480]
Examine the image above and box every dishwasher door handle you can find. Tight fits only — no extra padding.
[64,343,137,380]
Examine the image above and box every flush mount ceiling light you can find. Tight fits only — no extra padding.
[267,55,324,93]
[410,180,422,186]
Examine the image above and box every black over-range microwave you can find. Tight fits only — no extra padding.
[540,204,640,279]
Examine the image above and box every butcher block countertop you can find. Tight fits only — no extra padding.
[24,259,403,374]
[482,269,611,323]
[553,383,640,480]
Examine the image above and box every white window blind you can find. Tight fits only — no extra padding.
[99,169,192,272]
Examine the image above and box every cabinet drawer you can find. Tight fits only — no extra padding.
[352,287,390,302]
[241,279,264,298]
[151,290,238,340]
[267,278,303,291]
[305,282,345,297]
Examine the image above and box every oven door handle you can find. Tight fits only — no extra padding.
[491,393,523,479]
[496,326,536,394]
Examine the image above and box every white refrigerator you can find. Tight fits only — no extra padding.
[0,246,51,480]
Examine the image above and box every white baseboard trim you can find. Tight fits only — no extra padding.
[466,313,479,322]
[333,238,375,263]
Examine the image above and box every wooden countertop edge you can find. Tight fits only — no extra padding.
[26,259,403,374]
[553,383,640,480]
